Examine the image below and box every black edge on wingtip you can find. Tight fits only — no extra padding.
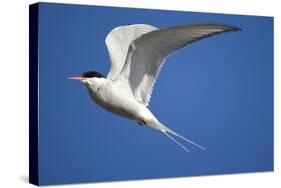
[197,23,242,32]
[169,23,242,32]
[226,24,242,31]
[219,23,242,32]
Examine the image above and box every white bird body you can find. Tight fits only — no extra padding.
[69,23,240,152]
[84,77,161,129]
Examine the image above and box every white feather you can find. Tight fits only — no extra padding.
[115,24,240,106]
[105,24,158,80]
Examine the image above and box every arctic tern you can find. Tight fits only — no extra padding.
[69,23,240,152]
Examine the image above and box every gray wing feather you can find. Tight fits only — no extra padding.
[117,24,241,106]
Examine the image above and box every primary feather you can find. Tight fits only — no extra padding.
[114,24,240,106]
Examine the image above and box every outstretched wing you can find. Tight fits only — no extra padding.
[116,24,241,106]
[105,24,158,80]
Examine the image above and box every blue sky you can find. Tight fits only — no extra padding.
[37,2,273,185]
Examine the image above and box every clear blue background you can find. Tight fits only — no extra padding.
[38,2,273,185]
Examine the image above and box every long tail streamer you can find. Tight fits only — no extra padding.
[162,131,190,152]
[170,131,206,150]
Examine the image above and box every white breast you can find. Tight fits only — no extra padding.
[85,79,146,121]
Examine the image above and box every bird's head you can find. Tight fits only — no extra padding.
[68,70,105,86]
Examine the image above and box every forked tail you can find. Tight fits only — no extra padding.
[148,119,206,152]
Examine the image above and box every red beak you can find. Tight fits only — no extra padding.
[68,76,84,81]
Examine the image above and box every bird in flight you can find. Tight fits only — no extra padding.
[69,23,240,152]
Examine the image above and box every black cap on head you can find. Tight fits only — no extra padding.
[82,71,104,78]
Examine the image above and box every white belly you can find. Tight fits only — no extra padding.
[86,81,148,121]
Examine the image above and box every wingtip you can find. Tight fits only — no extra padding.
[232,26,242,31]
[227,25,242,32]
[202,23,241,32]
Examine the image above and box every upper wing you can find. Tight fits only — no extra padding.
[116,24,241,106]
[105,24,158,80]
